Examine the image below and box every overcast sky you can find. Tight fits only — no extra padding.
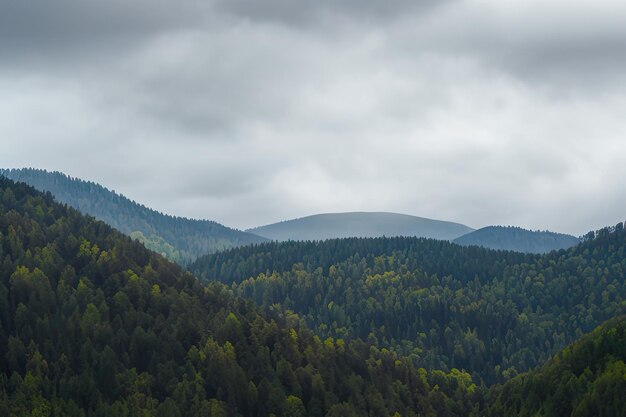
[1,0,626,235]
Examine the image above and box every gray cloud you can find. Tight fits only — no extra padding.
[214,0,446,27]
[395,1,626,89]
[0,1,205,41]
[1,0,626,235]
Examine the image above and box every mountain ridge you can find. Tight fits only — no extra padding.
[0,173,480,416]
[247,211,475,241]
[453,225,581,254]
[0,168,267,264]
[1,175,625,415]
[191,222,626,384]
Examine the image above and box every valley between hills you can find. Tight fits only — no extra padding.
[0,169,624,416]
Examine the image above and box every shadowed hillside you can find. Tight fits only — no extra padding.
[486,315,626,416]
[0,176,481,417]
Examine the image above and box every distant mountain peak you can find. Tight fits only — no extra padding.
[453,225,580,253]
[247,211,474,241]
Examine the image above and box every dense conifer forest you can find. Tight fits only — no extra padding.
[1,176,625,416]
[190,226,626,384]
[0,168,266,265]
[486,315,626,417]
[0,177,484,416]
[3,0,624,413]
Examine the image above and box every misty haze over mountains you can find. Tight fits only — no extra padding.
[0,168,267,264]
[248,213,582,253]
[247,212,474,242]
[1,168,583,258]
[454,225,581,253]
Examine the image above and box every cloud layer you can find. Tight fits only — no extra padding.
[2,0,626,235]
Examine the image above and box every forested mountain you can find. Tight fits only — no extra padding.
[2,175,626,416]
[0,177,483,416]
[0,168,266,264]
[453,225,580,254]
[191,225,626,385]
[247,212,474,242]
[486,315,626,416]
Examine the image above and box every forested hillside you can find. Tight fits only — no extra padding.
[247,212,473,241]
[2,176,626,416]
[453,226,580,253]
[191,226,626,384]
[0,168,266,264]
[486,315,626,416]
[0,177,483,416]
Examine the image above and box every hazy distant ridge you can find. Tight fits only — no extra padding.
[453,225,580,253]
[247,211,474,241]
[0,168,267,263]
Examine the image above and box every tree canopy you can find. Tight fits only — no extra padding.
[191,225,626,384]
[1,175,625,416]
[0,168,266,265]
[0,177,480,416]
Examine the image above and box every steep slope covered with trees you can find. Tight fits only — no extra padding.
[453,225,580,253]
[486,315,626,416]
[191,226,626,384]
[0,177,481,416]
[0,168,266,264]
